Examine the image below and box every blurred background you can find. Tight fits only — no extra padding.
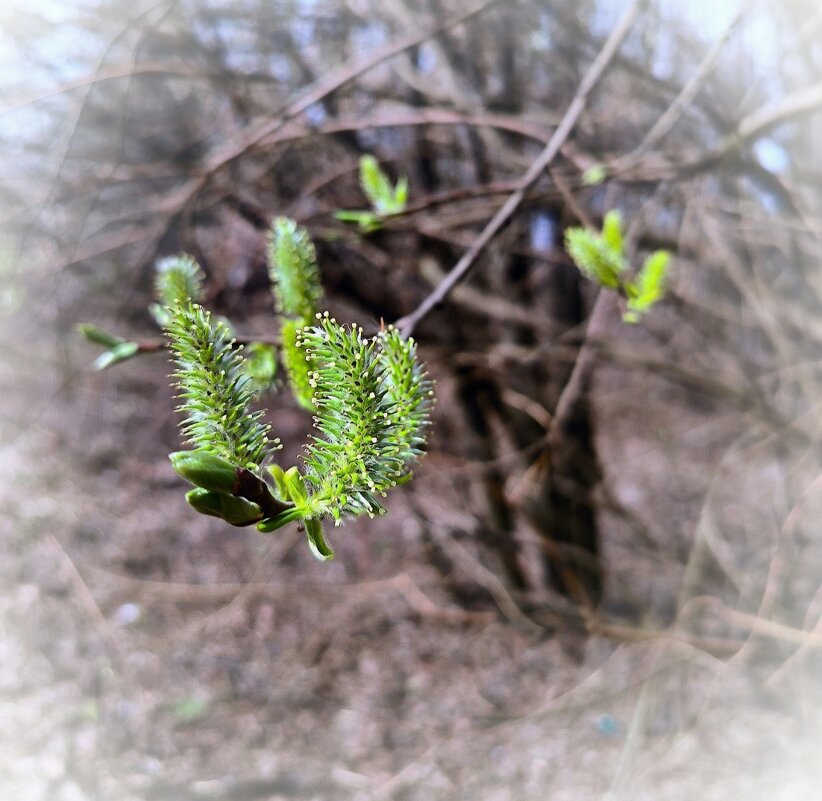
[2,0,822,798]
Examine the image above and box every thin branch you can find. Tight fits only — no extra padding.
[106,0,506,271]
[394,0,646,338]
[735,79,822,145]
[199,0,504,178]
[1,62,218,116]
[654,79,822,177]
[631,1,746,155]
[548,290,610,448]
[428,523,544,635]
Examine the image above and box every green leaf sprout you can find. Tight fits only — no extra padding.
[360,154,408,216]
[582,163,607,186]
[564,210,670,322]
[77,323,125,349]
[77,324,140,371]
[624,250,670,323]
[93,341,140,370]
[335,154,408,232]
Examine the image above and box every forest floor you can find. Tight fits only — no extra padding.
[2,293,821,801]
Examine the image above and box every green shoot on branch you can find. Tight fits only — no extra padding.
[79,254,205,370]
[93,341,140,370]
[335,154,408,232]
[624,250,670,323]
[360,154,408,215]
[77,324,125,349]
[77,324,140,371]
[564,210,627,289]
[564,210,670,322]
[582,163,607,186]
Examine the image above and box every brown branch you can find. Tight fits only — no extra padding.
[106,0,506,270]
[632,2,746,156]
[2,62,219,115]
[733,80,822,148]
[198,0,504,179]
[236,100,558,155]
[394,0,647,338]
[624,79,822,180]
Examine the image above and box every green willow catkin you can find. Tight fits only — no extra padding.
[165,301,273,468]
[280,318,315,411]
[299,315,433,523]
[267,217,323,408]
[150,254,204,326]
[162,220,432,560]
[267,217,322,322]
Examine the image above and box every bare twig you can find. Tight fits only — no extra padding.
[428,523,544,635]
[646,80,822,178]
[630,2,746,156]
[394,0,646,337]
[199,0,504,179]
[727,80,822,153]
[548,291,610,448]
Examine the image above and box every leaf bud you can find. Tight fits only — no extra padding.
[170,449,239,494]
[185,488,263,526]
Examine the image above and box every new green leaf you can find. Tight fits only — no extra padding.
[582,163,607,186]
[601,210,623,255]
[77,324,124,348]
[564,226,625,289]
[93,341,139,370]
[360,155,396,215]
[337,155,408,230]
[185,487,263,526]
[624,250,670,322]
[565,210,670,323]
